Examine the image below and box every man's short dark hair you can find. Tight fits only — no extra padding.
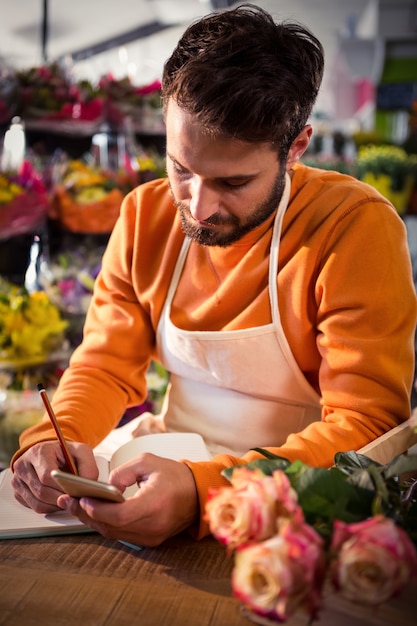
[162,3,324,158]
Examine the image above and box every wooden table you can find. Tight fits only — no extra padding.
[0,532,415,626]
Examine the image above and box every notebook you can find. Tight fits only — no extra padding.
[0,431,211,540]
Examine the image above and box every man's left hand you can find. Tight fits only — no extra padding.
[56,453,199,547]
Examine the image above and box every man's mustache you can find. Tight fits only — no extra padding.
[177,203,238,227]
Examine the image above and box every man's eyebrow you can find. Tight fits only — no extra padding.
[166,152,259,181]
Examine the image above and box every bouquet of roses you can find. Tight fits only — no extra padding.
[205,448,417,624]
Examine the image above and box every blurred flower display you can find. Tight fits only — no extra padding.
[0,62,163,134]
[0,63,19,124]
[49,157,138,233]
[0,279,68,363]
[0,65,167,464]
[356,144,417,214]
[47,149,166,233]
[15,62,104,125]
[120,360,170,428]
[40,240,105,347]
[0,381,60,469]
[206,449,417,624]
[97,75,162,130]
[0,159,46,202]
[0,159,49,239]
[301,154,355,175]
[0,278,70,467]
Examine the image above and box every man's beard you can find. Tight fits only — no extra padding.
[172,170,287,247]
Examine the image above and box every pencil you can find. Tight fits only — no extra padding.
[37,384,78,475]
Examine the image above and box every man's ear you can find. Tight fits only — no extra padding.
[286,125,313,170]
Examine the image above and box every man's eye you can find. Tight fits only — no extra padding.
[222,179,250,188]
[173,162,189,176]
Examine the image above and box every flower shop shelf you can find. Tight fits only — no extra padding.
[24,117,166,138]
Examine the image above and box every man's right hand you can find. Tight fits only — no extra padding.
[11,441,98,513]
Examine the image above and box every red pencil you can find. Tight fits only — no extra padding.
[37,384,78,475]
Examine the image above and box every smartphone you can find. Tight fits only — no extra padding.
[51,469,125,503]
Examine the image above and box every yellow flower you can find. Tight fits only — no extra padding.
[0,281,68,361]
[65,170,106,188]
[0,174,25,203]
[357,145,409,183]
[137,156,157,171]
[356,144,415,214]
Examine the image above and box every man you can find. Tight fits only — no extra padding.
[11,4,417,546]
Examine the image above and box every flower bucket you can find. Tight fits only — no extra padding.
[50,186,124,234]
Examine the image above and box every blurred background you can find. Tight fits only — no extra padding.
[0,0,416,466]
[1,0,416,134]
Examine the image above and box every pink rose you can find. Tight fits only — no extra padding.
[330,515,417,605]
[205,467,302,550]
[232,520,326,622]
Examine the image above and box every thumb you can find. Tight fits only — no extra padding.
[109,459,150,491]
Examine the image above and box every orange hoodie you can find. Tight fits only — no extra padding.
[14,163,417,538]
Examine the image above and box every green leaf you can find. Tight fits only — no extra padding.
[384,454,417,479]
[346,467,380,491]
[221,457,290,481]
[250,448,289,461]
[334,451,382,473]
[401,500,417,547]
[369,465,389,498]
[294,467,374,530]
[285,459,310,474]
[153,361,168,379]
[283,459,311,485]
[248,458,291,475]
[368,465,390,514]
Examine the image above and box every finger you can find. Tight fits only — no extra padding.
[70,443,100,480]
[57,495,111,536]
[108,452,163,490]
[58,490,181,547]
[57,493,139,529]
[108,463,148,491]
[77,499,168,547]
[57,495,145,542]
[11,472,62,513]
[76,483,174,543]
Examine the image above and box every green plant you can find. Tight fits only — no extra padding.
[356,144,415,191]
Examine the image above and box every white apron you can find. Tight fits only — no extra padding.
[149,173,321,456]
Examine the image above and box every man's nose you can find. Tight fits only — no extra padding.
[189,178,219,222]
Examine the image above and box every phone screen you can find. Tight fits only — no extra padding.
[51,469,125,502]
